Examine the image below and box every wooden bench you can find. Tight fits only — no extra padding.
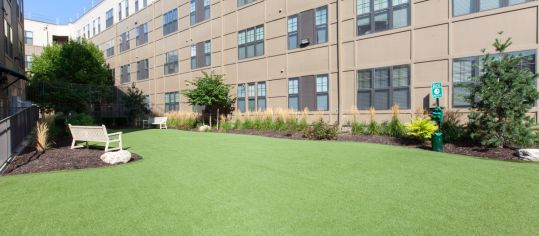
[68,124,123,152]
[142,117,168,129]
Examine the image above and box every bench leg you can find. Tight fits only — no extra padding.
[105,141,109,152]
[119,135,123,151]
[71,139,76,150]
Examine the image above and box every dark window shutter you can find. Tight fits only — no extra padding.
[196,42,205,68]
[196,0,205,23]
[299,10,315,47]
[300,76,316,111]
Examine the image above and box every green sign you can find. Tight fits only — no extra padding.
[432,82,443,99]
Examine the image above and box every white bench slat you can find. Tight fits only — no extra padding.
[68,124,123,152]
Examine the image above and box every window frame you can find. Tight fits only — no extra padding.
[238,25,264,60]
[120,64,131,84]
[356,0,411,36]
[165,92,180,112]
[106,9,114,28]
[137,59,149,80]
[164,50,179,75]
[452,0,532,17]
[163,8,178,36]
[357,65,411,110]
[136,22,149,46]
[237,84,246,113]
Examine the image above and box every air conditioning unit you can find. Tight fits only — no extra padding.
[300,38,310,46]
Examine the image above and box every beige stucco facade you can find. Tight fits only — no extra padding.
[24,0,539,124]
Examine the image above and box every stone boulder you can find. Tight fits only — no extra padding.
[198,125,211,132]
[100,150,132,164]
[517,149,539,162]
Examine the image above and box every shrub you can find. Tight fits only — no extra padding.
[405,117,438,142]
[242,118,255,129]
[67,113,95,126]
[219,116,234,131]
[441,109,467,143]
[385,105,407,138]
[233,119,242,130]
[351,120,367,135]
[304,118,338,140]
[273,116,287,131]
[35,121,51,152]
[166,111,199,130]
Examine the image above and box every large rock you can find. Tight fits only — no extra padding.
[517,149,539,162]
[198,125,211,132]
[100,150,132,164]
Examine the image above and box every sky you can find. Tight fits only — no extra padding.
[24,0,104,24]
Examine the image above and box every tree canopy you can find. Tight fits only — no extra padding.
[28,40,112,114]
[183,72,235,115]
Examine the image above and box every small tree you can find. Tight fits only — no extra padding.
[467,34,539,148]
[123,83,149,126]
[28,39,112,114]
[183,72,235,117]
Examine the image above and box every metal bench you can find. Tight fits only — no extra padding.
[142,117,168,129]
[68,124,123,152]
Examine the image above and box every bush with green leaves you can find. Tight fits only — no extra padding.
[67,113,96,126]
[351,120,367,135]
[183,72,236,117]
[304,119,338,140]
[405,117,438,142]
[441,110,468,143]
[467,35,539,148]
[386,117,407,138]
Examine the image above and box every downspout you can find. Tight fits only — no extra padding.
[336,0,342,126]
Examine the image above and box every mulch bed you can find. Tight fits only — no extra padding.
[222,129,521,161]
[3,144,142,176]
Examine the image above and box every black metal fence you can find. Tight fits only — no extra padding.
[0,106,39,172]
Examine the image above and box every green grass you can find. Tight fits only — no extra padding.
[0,130,538,235]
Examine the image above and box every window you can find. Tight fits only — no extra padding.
[165,92,180,112]
[119,2,123,21]
[288,78,299,111]
[238,0,257,7]
[190,0,211,25]
[144,0,148,7]
[357,65,410,110]
[144,95,151,110]
[163,9,178,35]
[257,82,267,111]
[137,59,149,80]
[288,75,329,111]
[105,40,115,57]
[452,50,536,107]
[237,84,246,113]
[93,19,97,36]
[24,31,33,45]
[248,83,256,112]
[125,0,130,17]
[4,20,13,57]
[87,24,90,38]
[97,17,101,33]
[135,0,139,12]
[136,22,149,46]
[25,55,33,69]
[164,50,179,75]
[191,40,211,69]
[356,0,410,36]
[106,9,114,28]
[316,75,329,111]
[121,64,131,84]
[119,31,130,52]
[453,0,531,17]
[288,6,328,50]
[238,25,264,59]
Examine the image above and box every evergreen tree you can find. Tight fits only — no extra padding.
[467,34,539,148]
[124,83,149,125]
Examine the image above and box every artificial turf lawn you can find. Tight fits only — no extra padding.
[0,130,538,235]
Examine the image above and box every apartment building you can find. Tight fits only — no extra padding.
[1,0,26,119]
[25,0,539,124]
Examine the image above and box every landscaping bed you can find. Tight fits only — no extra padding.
[3,145,142,176]
[222,129,520,161]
